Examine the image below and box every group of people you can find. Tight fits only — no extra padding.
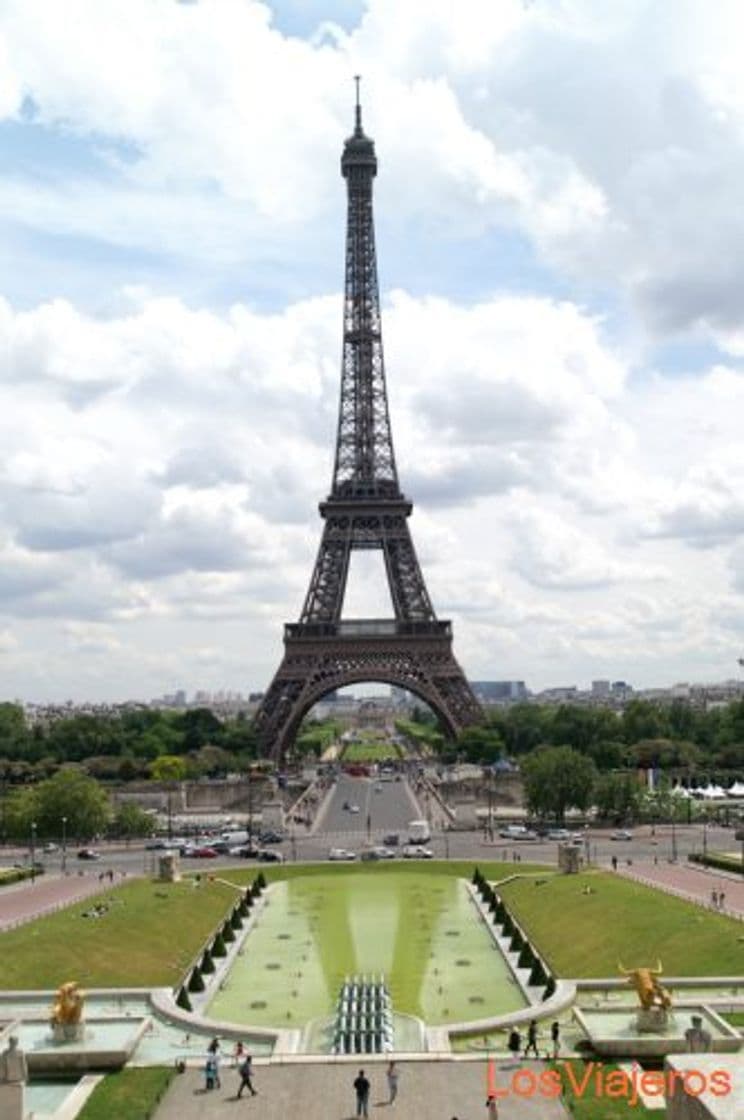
[507,1019,560,1061]
[353,1061,399,1116]
[203,1037,257,1098]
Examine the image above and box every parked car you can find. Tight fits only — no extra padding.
[361,846,395,861]
[258,829,285,844]
[77,849,100,860]
[611,829,633,841]
[499,825,537,840]
[382,833,399,847]
[189,846,219,858]
[145,839,169,850]
[402,844,434,859]
[328,848,357,861]
[546,829,571,841]
[233,845,261,859]
[42,843,59,853]
[348,804,360,814]
[257,849,284,863]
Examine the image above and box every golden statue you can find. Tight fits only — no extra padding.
[618,961,672,1011]
[50,981,85,1027]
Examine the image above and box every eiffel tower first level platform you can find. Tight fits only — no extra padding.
[254,84,483,760]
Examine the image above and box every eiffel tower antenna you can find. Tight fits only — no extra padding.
[254,91,482,760]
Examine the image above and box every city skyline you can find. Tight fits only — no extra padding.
[2,2,744,701]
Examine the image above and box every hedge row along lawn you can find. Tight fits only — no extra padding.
[0,877,239,989]
[0,867,37,888]
[76,1067,174,1120]
[499,871,744,977]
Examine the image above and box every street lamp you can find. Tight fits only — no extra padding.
[703,819,708,860]
[30,820,37,883]
[61,815,68,874]
[671,816,678,862]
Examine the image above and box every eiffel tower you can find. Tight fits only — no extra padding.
[255,85,483,760]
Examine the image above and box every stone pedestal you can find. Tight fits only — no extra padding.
[558,843,581,873]
[159,853,180,882]
[0,1080,24,1120]
[52,1021,86,1043]
[636,1006,670,1033]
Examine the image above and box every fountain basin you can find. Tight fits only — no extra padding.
[11,1016,150,1073]
[575,1005,742,1059]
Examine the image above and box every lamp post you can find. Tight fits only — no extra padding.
[30,820,37,883]
[703,819,708,860]
[671,816,678,862]
[61,815,68,875]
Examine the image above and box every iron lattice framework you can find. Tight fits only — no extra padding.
[254,90,482,760]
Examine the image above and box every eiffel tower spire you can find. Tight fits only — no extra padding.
[332,78,398,499]
[254,88,482,760]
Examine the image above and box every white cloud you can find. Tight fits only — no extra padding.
[3,2,744,697]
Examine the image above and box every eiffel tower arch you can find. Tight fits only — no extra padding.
[254,86,483,760]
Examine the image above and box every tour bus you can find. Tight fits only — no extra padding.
[408,819,431,844]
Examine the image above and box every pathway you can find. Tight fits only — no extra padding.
[155,1060,569,1120]
[617,860,744,917]
[0,872,124,931]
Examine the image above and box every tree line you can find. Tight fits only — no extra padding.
[0,703,258,785]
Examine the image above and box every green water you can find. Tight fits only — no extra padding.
[208,873,525,1029]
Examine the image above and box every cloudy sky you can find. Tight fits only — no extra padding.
[2,0,744,702]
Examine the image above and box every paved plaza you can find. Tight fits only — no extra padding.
[619,860,744,917]
[0,872,114,931]
[154,1059,570,1120]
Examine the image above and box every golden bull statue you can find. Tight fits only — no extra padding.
[50,981,85,1026]
[618,961,672,1011]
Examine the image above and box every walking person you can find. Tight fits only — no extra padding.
[353,1068,371,1118]
[711,889,718,909]
[386,1059,399,1104]
[719,891,726,910]
[523,1019,539,1059]
[507,1027,521,1064]
[550,1021,560,1060]
[237,1052,257,1098]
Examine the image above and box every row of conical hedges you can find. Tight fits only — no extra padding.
[177,873,268,1011]
[471,866,555,1002]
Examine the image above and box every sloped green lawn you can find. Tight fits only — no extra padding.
[499,872,743,976]
[0,877,238,988]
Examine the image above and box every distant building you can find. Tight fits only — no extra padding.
[470,681,528,702]
[591,680,611,697]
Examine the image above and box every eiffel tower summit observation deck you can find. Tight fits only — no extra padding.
[254,84,483,761]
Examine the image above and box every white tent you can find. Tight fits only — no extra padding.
[726,781,744,798]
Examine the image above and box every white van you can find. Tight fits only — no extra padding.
[408,819,431,844]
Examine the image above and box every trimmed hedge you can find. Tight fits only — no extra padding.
[176,986,192,1011]
[200,949,215,974]
[187,966,204,993]
[689,852,744,876]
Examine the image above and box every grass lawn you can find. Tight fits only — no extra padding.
[499,872,744,977]
[341,741,401,762]
[76,1067,174,1120]
[723,1011,744,1027]
[556,1061,663,1119]
[222,859,552,888]
[0,877,239,989]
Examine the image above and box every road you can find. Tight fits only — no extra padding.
[2,780,740,878]
[314,773,421,837]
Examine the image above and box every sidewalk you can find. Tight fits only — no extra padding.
[617,860,744,917]
[0,872,125,931]
[155,1060,570,1120]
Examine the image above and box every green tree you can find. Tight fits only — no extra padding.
[148,755,188,782]
[521,746,597,822]
[109,802,155,840]
[3,767,110,840]
[593,772,641,822]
